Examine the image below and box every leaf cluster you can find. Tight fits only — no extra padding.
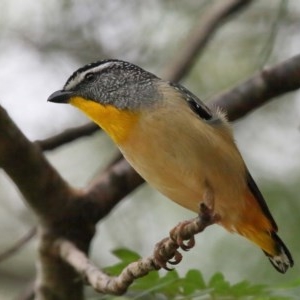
[95,248,298,300]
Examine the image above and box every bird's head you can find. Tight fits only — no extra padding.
[48,59,161,143]
[48,59,160,109]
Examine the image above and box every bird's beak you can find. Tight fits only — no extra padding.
[47,90,74,104]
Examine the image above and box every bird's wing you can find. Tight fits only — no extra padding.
[246,170,278,231]
[169,82,213,121]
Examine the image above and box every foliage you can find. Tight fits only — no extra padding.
[96,248,299,300]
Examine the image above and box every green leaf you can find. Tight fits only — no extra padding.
[103,262,127,276]
[103,248,141,276]
[99,248,300,299]
[230,280,266,297]
[278,278,300,289]
[131,269,160,291]
[156,270,180,296]
[180,269,206,295]
[133,270,180,295]
[208,272,232,296]
[111,248,141,262]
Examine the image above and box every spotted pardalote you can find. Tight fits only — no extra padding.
[48,59,293,273]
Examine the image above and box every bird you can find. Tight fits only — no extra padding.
[48,59,293,273]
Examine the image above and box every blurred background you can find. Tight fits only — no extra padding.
[0,0,299,298]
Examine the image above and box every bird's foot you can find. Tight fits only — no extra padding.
[170,203,219,251]
[153,203,219,270]
[169,220,197,251]
[199,202,220,225]
[153,237,182,270]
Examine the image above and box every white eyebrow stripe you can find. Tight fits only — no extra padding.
[64,61,114,91]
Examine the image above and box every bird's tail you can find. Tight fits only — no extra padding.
[262,231,294,273]
[235,192,294,273]
[238,226,293,273]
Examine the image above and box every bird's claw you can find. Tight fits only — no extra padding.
[153,237,182,270]
[168,250,183,265]
[170,203,218,251]
[170,221,196,251]
[153,203,218,271]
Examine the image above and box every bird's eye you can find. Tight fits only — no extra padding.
[84,72,95,81]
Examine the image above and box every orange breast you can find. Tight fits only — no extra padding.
[69,96,140,144]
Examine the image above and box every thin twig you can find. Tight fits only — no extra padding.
[0,227,37,263]
[55,239,156,295]
[36,123,99,151]
[55,216,205,295]
[16,281,35,300]
[258,0,287,67]
[163,0,253,82]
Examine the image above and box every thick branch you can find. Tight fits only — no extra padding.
[0,106,92,299]
[35,229,86,300]
[210,54,300,121]
[82,159,144,223]
[0,106,73,222]
[163,0,253,82]
[0,103,142,230]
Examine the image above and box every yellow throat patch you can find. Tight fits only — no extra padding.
[70,96,139,144]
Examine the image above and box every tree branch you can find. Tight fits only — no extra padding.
[55,216,205,295]
[0,106,73,221]
[162,0,253,82]
[54,239,156,295]
[17,282,35,300]
[210,53,300,121]
[0,227,37,263]
[0,105,141,299]
[36,123,99,151]
[83,159,144,222]
[0,106,91,299]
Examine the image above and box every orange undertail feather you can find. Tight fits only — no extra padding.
[235,191,293,273]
